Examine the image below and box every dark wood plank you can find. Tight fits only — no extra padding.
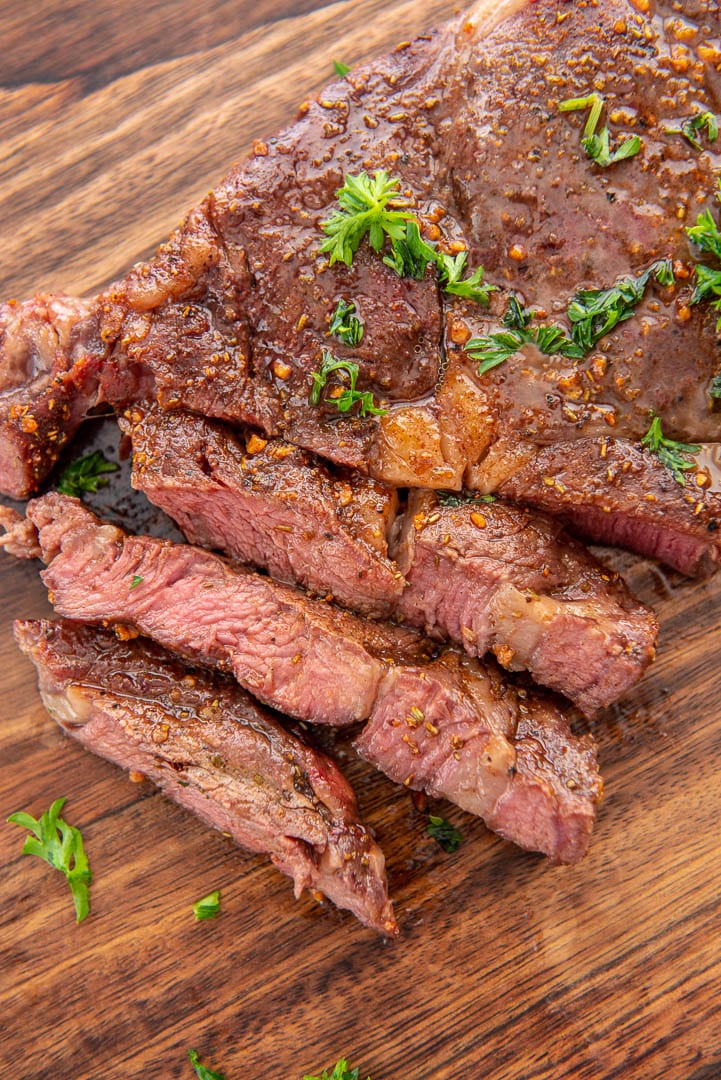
[1,3,721,1078]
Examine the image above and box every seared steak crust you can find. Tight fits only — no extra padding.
[14,618,396,934]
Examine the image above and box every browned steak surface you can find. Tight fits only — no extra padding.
[3,493,602,862]
[123,405,404,616]
[392,490,658,714]
[499,437,721,578]
[0,0,718,520]
[14,618,396,934]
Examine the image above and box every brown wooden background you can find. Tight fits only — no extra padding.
[2,2,721,1077]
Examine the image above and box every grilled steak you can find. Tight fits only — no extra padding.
[0,0,718,579]
[1,492,602,862]
[121,405,403,616]
[392,490,658,714]
[14,618,396,934]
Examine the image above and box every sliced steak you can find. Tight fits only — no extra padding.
[392,491,658,715]
[2,492,602,862]
[499,438,721,578]
[121,405,403,617]
[357,652,602,865]
[1,0,719,516]
[14,618,396,934]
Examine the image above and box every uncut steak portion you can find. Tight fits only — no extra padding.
[121,405,403,617]
[392,491,658,715]
[14,618,396,934]
[1,493,602,862]
[1,0,719,519]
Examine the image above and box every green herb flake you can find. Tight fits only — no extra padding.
[129,575,143,590]
[319,171,412,267]
[7,797,92,922]
[309,350,386,417]
[436,491,496,508]
[333,60,351,77]
[303,1058,367,1080]
[710,374,721,400]
[427,813,463,853]
[567,259,674,352]
[666,111,719,152]
[687,183,721,331]
[56,450,119,498]
[383,219,494,304]
[559,92,642,168]
[329,298,364,346]
[193,889,221,921]
[641,414,700,486]
[188,1049,226,1080]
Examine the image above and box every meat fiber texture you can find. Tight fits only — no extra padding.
[2,493,602,863]
[124,405,658,714]
[14,619,396,934]
[0,0,719,576]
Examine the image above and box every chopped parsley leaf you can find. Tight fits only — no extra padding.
[329,298,364,346]
[319,171,411,267]
[641,414,700,486]
[56,450,119,498]
[193,889,221,921]
[309,350,386,417]
[333,60,351,77]
[8,797,92,922]
[304,1059,367,1080]
[427,813,463,853]
[666,111,719,152]
[559,92,642,167]
[188,1049,226,1080]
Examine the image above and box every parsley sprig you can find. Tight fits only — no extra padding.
[304,1058,368,1080]
[333,60,351,77]
[686,182,721,335]
[56,450,119,498]
[329,298,364,346]
[319,171,411,267]
[309,350,386,417]
[8,797,92,922]
[666,111,719,152]
[188,1050,226,1080]
[559,93,641,167]
[384,220,495,304]
[436,491,495,508]
[427,814,463,853]
[468,261,674,376]
[641,414,700,485]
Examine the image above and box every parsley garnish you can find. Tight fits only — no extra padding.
[559,93,641,167]
[309,350,386,417]
[436,491,496,507]
[8,797,92,922]
[56,450,119,497]
[666,111,719,152]
[686,184,721,330]
[468,261,674,376]
[319,171,411,267]
[329,299,364,346]
[129,575,143,590]
[567,259,674,352]
[188,1050,226,1080]
[304,1059,367,1080]
[710,373,721,399]
[333,60,351,77]
[383,220,495,304]
[641,414,700,485]
[427,813,463,853]
[193,889,221,921]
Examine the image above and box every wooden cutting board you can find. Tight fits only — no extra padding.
[1,3,720,1077]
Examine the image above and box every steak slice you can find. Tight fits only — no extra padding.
[121,405,403,617]
[357,652,602,865]
[498,438,721,579]
[14,618,396,934]
[392,491,658,715]
[2,492,602,862]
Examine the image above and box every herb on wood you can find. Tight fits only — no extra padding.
[193,889,221,921]
[666,111,719,152]
[559,93,642,167]
[427,813,463,853]
[333,60,351,77]
[304,1058,368,1080]
[56,450,119,497]
[319,171,411,266]
[188,1049,226,1080]
[309,350,386,417]
[8,797,92,922]
[329,298,364,346]
[641,414,700,485]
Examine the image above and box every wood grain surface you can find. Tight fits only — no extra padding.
[2,3,721,1078]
